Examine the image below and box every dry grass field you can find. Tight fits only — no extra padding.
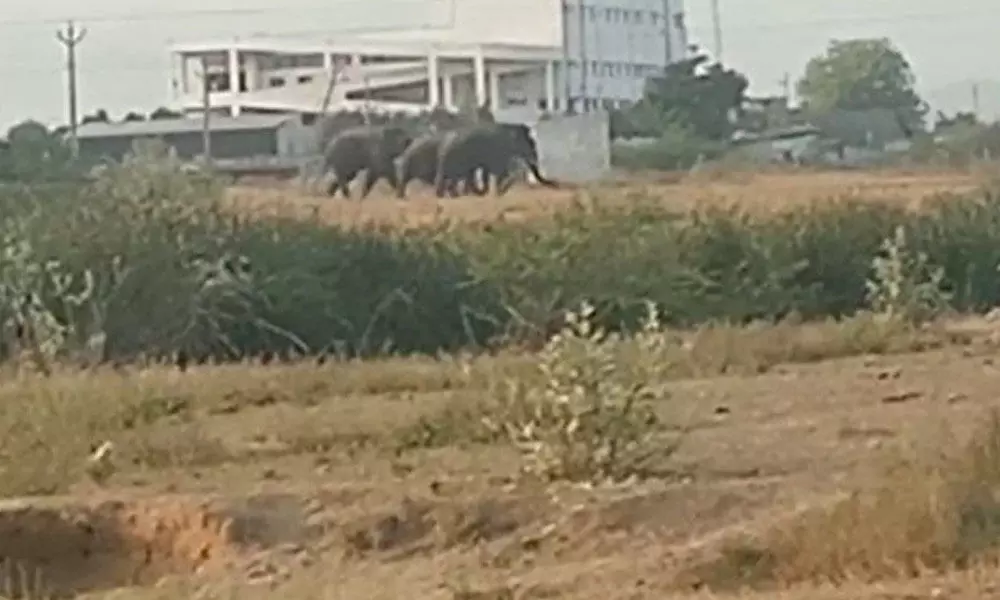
[227,168,982,228]
[6,169,1000,599]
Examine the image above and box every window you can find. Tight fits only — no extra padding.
[268,76,285,87]
[605,8,613,21]
[634,10,644,24]
[591,60,599,75]
[297,75,313,84]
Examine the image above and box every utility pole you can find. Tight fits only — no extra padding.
[200,57,212,164]
[972,81,981,118]
[779,73,791,102]
[710,0,722,62]
[56,20,86,154]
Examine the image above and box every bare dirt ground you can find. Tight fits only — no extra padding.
[226,168,982,228]
[3,317,1000,599]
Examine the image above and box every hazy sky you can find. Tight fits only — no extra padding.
[1,0,997,128]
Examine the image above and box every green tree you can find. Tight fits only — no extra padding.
[80,109,110,125]
[0,120,77,182]
[613,55,748,141]
[797,38,927,130]
[149,106,183,120]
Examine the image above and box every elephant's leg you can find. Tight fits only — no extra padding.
[326,177,340,197]
[445,175,461,198]
[358,170,379,199]
[394,162,409,198]
[465,168,488,196]
[434,167,449,198]
[495,165,517,196]
[477,168,491,195]
[396,176,409,199]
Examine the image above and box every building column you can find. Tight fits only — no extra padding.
[442,73,454,110]
[227,47,241,116]
[245,53,258,91]
[427,52,440,107]
[182,55,194,95]
[544,60,556,112]
[473,53,487,108]
[488,69,500,112]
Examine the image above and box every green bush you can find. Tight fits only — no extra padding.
[4,143,1000,366]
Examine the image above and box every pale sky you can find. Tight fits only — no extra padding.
[1,0,997,129]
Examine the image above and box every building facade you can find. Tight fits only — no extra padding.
[167,0,687,119]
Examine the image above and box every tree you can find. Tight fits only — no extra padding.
[614,55,748,141]
[797,38,927,130]
[122,112,145,122]
[0,120,76,182]
[149,107,183,120]
[80,109,110,125]
[933,110,979,134]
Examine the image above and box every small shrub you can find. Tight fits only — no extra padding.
[486,301,680,484]
[866,225,952,324]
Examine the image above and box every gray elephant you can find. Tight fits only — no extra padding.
[322,124,414,199]
[394,130,486,199]
[433,123,558,198]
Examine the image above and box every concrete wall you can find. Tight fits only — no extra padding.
[533,111,611,183]
[276,119,321,157]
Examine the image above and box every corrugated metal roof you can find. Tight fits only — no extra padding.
[77,114,296,139]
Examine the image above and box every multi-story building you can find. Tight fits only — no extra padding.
[167,0,687,120]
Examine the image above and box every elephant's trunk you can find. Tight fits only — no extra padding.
[524,157,558,188]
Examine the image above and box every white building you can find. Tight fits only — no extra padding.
[167,0,687,120]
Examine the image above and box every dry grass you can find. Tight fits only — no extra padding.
[226,169,981,229]
[0,310,996,598]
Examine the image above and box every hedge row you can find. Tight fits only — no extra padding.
[2,150,999,363]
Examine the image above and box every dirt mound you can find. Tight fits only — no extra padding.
[0,495,285,597]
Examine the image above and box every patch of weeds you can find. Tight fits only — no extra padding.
[117,394,193,429]
[391,398,504,453]
[121,423,232,470]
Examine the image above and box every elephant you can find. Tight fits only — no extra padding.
[393,130,487,199]
[433,123,558,198]
[322,124,414,199]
